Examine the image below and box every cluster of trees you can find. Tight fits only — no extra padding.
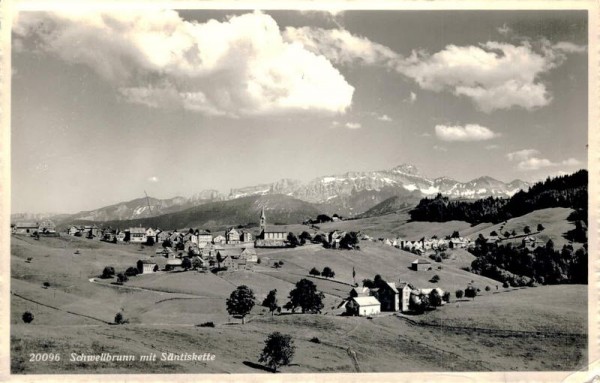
[470,238,588,285]
[303,214,343,225]
[409,170,587,224]
[455,286,478,300]
[409,289,450,314]
[309,267,335,279]
[228,279,326,324]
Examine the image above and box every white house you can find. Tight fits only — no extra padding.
[137,259,158,274]
[129,227,147,243]
[345,296,381,316]
[145,228,158,242]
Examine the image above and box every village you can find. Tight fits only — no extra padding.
[11,208,547,320]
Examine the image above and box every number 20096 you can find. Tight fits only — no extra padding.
[29,353,60,362]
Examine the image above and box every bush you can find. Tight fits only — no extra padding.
[309,337,321,344]
[114,312,128,324]
[429,275,440,283]
[309,267,321,276]
[442,292,451,303]
[42,282,50,288]
[434,255,442,263]
[22,311,34,324]
[455,290,464,299]
[278,261,284,266]
[485,286,491,291]
[198,322,215,328]
[101,266,115,279]
[26,257,33,263]
[257,258,262,264]
[125,267,139,277]
[116,273,128,284]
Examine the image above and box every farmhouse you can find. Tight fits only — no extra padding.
[411,259,432,271]
[157,230,170,243]
[129,227,147,243]
[67,226,82,236]
[345,296,381,316]
[225,228,241,244]
[38,220,56,234]
[213,235,226,244]
[349,287,371,298]
[241,231,253,243]
[197,230,213,244]
[12,222,39,235]
[329,230,346,248]
[116,231,127,242]
[375,282,399,311]
[219,255,236,270]
[397,282,415,312]
[137,259,158,274]
[145,228,158,243]
[238,248,258,263]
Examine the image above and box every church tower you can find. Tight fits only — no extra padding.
[259,207,266,234]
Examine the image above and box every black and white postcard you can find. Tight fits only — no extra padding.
[2,1,598,382]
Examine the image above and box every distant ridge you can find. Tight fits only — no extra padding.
[36,163,531,223]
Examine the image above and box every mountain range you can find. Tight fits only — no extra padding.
[16,164,530,225]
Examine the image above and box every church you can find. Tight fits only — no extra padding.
[255,207,288,248]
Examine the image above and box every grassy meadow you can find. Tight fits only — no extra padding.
[10,214,587,373]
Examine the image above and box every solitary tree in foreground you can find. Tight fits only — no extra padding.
[226,285,256,324]
[262,289,279,316]
[22,311,34,324]
[258,332,295,372]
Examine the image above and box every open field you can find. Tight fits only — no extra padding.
[10,231,587,373]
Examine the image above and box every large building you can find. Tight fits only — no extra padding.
[255,207,287,248]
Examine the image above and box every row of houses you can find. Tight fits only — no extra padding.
[345,281,445,316]
[140,246,260,273]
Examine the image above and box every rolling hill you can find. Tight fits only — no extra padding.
[64,194,320,231]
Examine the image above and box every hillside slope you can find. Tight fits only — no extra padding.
[66,194,320,231]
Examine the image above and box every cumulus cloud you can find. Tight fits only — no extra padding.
[435,124,500,142]
[506,148,582,171]
[397,42,566,112]
[147,176,159,182]
[284,26,398,67]
[433,145,447,152]
[377,114,392,122]
[285,23,584,113]
[15,11,586,116]
[14,11,354,117]
[506,149,540,161]
[485,144,500,150]
[345,122,362,129]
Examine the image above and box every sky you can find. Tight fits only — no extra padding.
[11,8,588,214]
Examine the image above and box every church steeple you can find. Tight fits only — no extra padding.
[259,207,266,234]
